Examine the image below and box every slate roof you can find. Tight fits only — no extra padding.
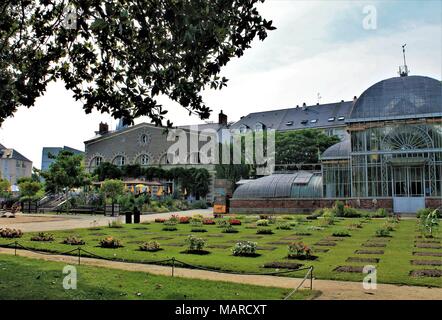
[320,139,351,160]
[0,148,32,162]
[348,75,442,122]
[230,101,353,132]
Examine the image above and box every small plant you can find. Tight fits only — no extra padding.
[256,228,274,235]
[373,208,388,218]
[62,236,85,245]
[332,230,351,237]
[100,236,123,248]
[416,208,433,218]
[108,220,123,228]
[185,235,206,251]
[222,225,239,233]
[343,207,361,218]
[383,222,395,232]
[0,228,23,238]
[333,201,345,217]
[276,222,292,230]
[179,216,190,224]
[420,209,439,238]
[154,218,166,223]
[190,228,207,233]
[349,222,363,230]
[259,214,269,219]
[229,219,242,226]
[190,219,203,227]
[256,219,269,226]
[139,241,162,252]
[162,226,178,231]
[202,218,216,225]
[31,232,54,242]
[375,227,391,238]
[282,215,295,220]
[320,209,335,226]
[232,241,258,257]
[169,214,179,223]
[288,242,314,260]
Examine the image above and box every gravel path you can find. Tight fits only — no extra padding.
[0,209,213,232]
[0,247,440,300]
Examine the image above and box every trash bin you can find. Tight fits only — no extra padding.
[133,207,140,224]
[125,211,132,224]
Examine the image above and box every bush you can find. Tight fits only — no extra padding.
[179,216,190,224]
[162,226,178,231]
[154,218,166,223]
[232,241,258,257]
[383,222,395,232]
[169,214,179,223]
[31,232,55,242]
[186,235,206,251]
[190,219,203,227]
[375,227,391,237]
[320,209,335,226]
[100,237,123,248]
[334,201,345,217]
[256,228,274,235]
[202,218,216,225]
[0,228,23,238]
[281,215,295,220]
[416,208,434,218]
[139,241,161,252]
[229,219,242,226]
[222,225,239,233]
[373,208,388,218]
[256,219,269,226]
[343,207,361,218]
[108,220,123,228]
[332,230,351,237]
[62,236,85,245]
[288,242,313,260]
[216,219,229,228]
[259,214,270,219]
[191,200,208,209]
[276,222,292,230]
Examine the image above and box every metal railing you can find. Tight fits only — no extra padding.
[283,266,314,300]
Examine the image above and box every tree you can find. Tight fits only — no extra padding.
[93,162,122,181]
[41,150,89,194]
[0,179,11,198]
[0,0,275,127]
[101,179,125,215]
[121,164,142,178]
[18,180,43,201]
[275,130,340,164]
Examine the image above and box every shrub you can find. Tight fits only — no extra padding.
[334,201,345,217]
[108,220,123,228]
[191,228,207,233]
[100,236,123,248]
[332,230,351,237]
[416,208,432,219]
[222,225,239,233]
[186,235,206,251]
[320,209,335,226]
[154,218,166,223]
[343,207,361,218]
[216,219,229,228]
[419,209,439,237]
[31,232,55,242]
[229,219,242,226]
[375,227,391,237]
[139,241,161,252]
[179,216,190,224]
[169,214,179,223]
[288,242,313,260]
[62,236,85,245]
[256,219,269,226]
[191,200,208,209]
[190,219,203,227]
[162,226,178,231]
[256,228,274,235]
[259,214,269,219]
[232,241,258,257]
[383,222,395,232]
[282,215,295,220]
[373,208,388,218]
[276,222,292,230]
[202,218,216,225]
[0,228,23,238]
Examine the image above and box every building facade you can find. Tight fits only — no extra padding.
[41,146,84,171]
[0,144,33,186]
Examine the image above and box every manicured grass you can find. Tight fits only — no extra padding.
[0,255,316,300]
[0,215,440,288]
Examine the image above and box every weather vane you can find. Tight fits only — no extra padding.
[399,44,409,77]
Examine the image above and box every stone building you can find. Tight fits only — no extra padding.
[0,143,33,186]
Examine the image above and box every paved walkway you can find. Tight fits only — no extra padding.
[0,247,440,300]
[0,209,213,232]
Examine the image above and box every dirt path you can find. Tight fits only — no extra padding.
[0,209,212,232]
[0,247,440,300]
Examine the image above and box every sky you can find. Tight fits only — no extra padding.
[1,0,441,169]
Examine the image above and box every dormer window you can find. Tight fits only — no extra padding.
[310,119,318,123]
[301,120,308,125]
[328,117,335,122]
[255,122,265,132]
[286,121,294,126]
[338,116,345,121]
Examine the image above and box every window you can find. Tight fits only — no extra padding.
[301,120,308,125]
[338,116,345,121]
[138,154,149,166]
[310,119,318,123]
[286,121,294,126]
[239,125,248,133]
[141,134,148,144]
[112,155,126,166]
[90,156,103,168]
[328,117,335,122]
[255,122,264,132]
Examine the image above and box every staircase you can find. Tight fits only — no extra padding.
[37,194,68,213]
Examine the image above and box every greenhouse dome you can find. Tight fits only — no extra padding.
[232,172,322,199]
[348,75,442,122]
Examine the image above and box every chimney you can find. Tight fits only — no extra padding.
[353,96,357,101]
[218,110,227,125]
[98,122,109,135]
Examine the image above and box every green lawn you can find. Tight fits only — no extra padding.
[0,215,440,288]
[0,255,317,300]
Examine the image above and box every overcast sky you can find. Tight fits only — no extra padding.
[1,0,441,168]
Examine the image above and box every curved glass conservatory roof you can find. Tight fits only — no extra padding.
[348,75,442,123]
[232,172,322,199]
[321,138,351,160]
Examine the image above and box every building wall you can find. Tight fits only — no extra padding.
[0,158,32,185]
[41,146,84,171]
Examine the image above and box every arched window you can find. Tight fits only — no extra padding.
[137,154,150,166]
[90,156,103,168]
[112,155,126,166]
[239,124,248,133]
